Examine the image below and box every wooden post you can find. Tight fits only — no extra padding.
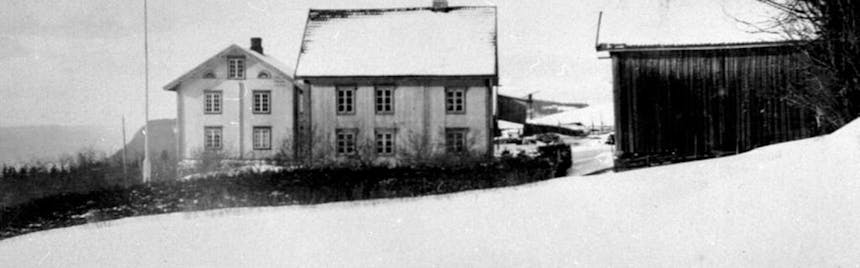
[122,116,128,183]
[142,0,151,183]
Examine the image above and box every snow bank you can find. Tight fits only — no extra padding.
[179,160,289,181]
[2,119,860,267]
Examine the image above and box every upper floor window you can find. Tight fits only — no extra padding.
[228,57,245,79]
[335,129,357,155]
[375,85,394,114]
[253,90,271,114]
[445,87,466,114]
[252,126,272,150]
[375,129,395,155]
[336,85,356,115]
[204,126,223,150]
[445,128,468,153]
[204,90,222,114]
[257,71,270,79]
[203,72,216,79]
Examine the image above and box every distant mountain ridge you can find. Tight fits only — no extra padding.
[0,119,176,166]
[0,125,116,165]
[111,119,176,162]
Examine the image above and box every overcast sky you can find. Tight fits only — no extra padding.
[0,0,778,132]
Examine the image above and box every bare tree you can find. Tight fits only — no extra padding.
[756,0,860,130]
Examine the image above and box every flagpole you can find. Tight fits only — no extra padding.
[142,0,152,183]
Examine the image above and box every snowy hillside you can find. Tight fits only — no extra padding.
[2,119,860,266]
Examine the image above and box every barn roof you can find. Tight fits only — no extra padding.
[294,6,498,78]
[163,44,296,91]
[596,40,803,53]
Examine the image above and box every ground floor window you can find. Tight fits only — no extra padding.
[204,126,223,150]
[445,128,468,153]
[253,126,271,150]
[336,129,357,155]
[375,129,395,155]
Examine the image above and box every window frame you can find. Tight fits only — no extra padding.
[252,90,271,114]
[374,85,395,115]
[336,85,356,115]
[227,56,245,79]
[203,90,222,114]
[374,128,396,156]
[445,86,467,114]
[445,128,468,154]
[252,126,272,150]
[257,71,271,79]
[335,128,358,156]
[204,126,223,151]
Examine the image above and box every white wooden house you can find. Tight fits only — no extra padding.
[294,0,499,161]
[163,38,300,160]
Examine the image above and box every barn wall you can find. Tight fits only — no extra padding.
[612,46,818,168]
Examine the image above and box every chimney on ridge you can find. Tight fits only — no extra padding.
[432,0,447,10]
[250,37,263,55]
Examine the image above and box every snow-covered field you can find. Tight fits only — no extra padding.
[2,120,860,267]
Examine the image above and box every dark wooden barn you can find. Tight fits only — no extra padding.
[598,41,820,169]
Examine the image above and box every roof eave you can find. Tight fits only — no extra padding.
[296,74,498,79]
[295,74,499,86]
[595,40,803,53]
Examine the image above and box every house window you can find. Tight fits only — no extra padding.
[445,128,468,153]
[253,90,271,114]
[375,129,395,155]
[228,57,245,79]
[204,90,222,114]
[375,86,394,114]
[445,87,466,113]
[257,71,270,79]
[336,85,356,115]
[203,72,216,79]
[335,129,357,155]
[253,126,271,150]
[204,126,223,150]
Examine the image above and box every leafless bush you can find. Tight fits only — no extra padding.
[753,0,860,130]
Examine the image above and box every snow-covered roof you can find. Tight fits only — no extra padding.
[596,40,801,52]
[163,44,296,91]
[295,6,498,78]
[595,0,789,51]
[528,103,615,127]
[497,120,523,130]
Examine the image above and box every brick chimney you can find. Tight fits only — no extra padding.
[432,0,447,10]
[250,37,263,55]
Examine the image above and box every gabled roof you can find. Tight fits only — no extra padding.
[295,6,498,78]
[163,44,296,91]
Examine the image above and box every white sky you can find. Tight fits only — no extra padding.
[0,0,779,132]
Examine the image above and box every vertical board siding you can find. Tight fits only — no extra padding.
[614,46,818,169]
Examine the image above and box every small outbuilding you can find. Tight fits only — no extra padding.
[598,41,820,169]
